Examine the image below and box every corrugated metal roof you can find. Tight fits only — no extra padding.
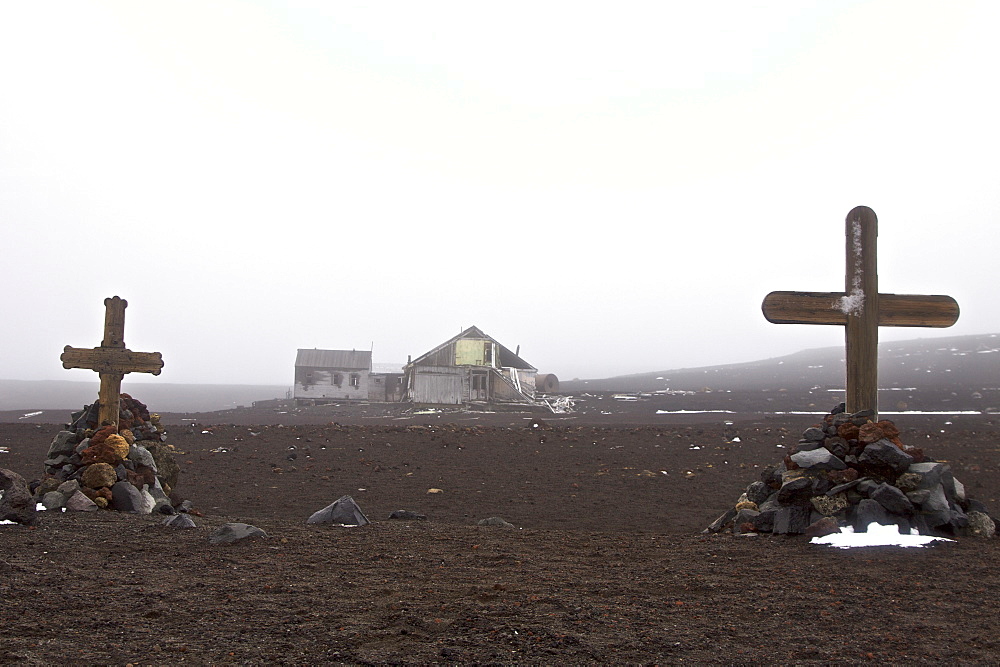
[295,349,372,370]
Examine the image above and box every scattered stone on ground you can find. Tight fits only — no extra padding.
[306,494,370,526]
[209,522,267,544]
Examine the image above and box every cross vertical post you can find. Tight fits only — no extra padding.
[844,206,879,415]
[762,206,959,419]
[61,296,164,428]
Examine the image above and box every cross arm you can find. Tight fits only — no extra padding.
[61,346,164,375]
[762,291,960,327]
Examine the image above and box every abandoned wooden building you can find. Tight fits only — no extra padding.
[293,349,372,405]
[403,326,539,406]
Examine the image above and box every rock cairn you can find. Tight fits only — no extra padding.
[34,394,183,515]
[706,404,997,539]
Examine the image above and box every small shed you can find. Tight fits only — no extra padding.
[294,349,371,405]
[404,326,538,406]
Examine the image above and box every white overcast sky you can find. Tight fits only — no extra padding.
[2,1,998,386]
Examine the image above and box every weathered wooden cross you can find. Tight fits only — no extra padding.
[60,296,164,428]
[762,206,959,418]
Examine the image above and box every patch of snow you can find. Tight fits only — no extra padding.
[811,522,954,549]
[655,410,736,414]
[19,411,43,419]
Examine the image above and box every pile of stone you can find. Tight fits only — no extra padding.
[33,394,183,515]
[706,404,997,539]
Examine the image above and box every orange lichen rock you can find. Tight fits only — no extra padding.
[103,434,130,460]
[81,438,128,466]
[837,423,860,441]
[858,423,885,444]
[119,429,136,445]
[81,462,117,489]
[89,425,118,447]
[877,420,900,439]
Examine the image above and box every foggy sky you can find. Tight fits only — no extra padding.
[2,1,998,386]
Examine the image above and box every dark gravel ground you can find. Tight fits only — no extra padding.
[1,397,998,664]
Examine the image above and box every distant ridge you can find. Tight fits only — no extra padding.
[3,333,997,412]
[559,333,1000,394]
[0,380,288,413]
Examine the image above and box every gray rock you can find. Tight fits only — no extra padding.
[851,409,876,424]
[801,427,826,442]
[824,437,849,459]
[56,479,81,498]
[703,507,737,533]
[209,522,267,544]
[477,516,515,529]
[827,478,864,496]
[44,455,70,469]
[871,483,915,516]
[773,506,811,534]
[46,431,78,458]
[854,498,893,532]
[811,494,849,516]
[41,491,66,511]
[858,440,914,476]
[163,514,197,529]
[744,481,771,506]
[906,462,949,490]
[895,472,922,493]
[111,481,153,514]
[306,495,369,526]
[752,507,777,533]
[966,511,996,538]
[943,475,966,504]
[388,510,427,521]
[0,468,37,525]
[917,484,950,513]
[733,508,760,533]
[794,441,823,452]
[777,476,814,505]
[65,490,98,512]
[128,444,157,472]
[790,448,846,471]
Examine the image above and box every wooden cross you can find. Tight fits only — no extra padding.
[60,296,164,428]
[762,206,959,417]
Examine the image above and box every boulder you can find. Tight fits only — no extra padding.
[870,483,915,516]
[209,522,267,544]
[776,476,813,505]
[82,463,118,490]
[478,516,515,529]
[966,511,996,538]
[773,506,810,534]
[46,431,78,458]
[162,514,197,529]
[744,481,771,506]
[306,495,369,526]
[0,468,37,525]
[790,448,847,471]
[804,516,841,538]
[111,480,153,514]
[65,490,98,512]
[858,440,914,476]
[41,491,66,511]
[854,499,894,532]
[811,494,849,516]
